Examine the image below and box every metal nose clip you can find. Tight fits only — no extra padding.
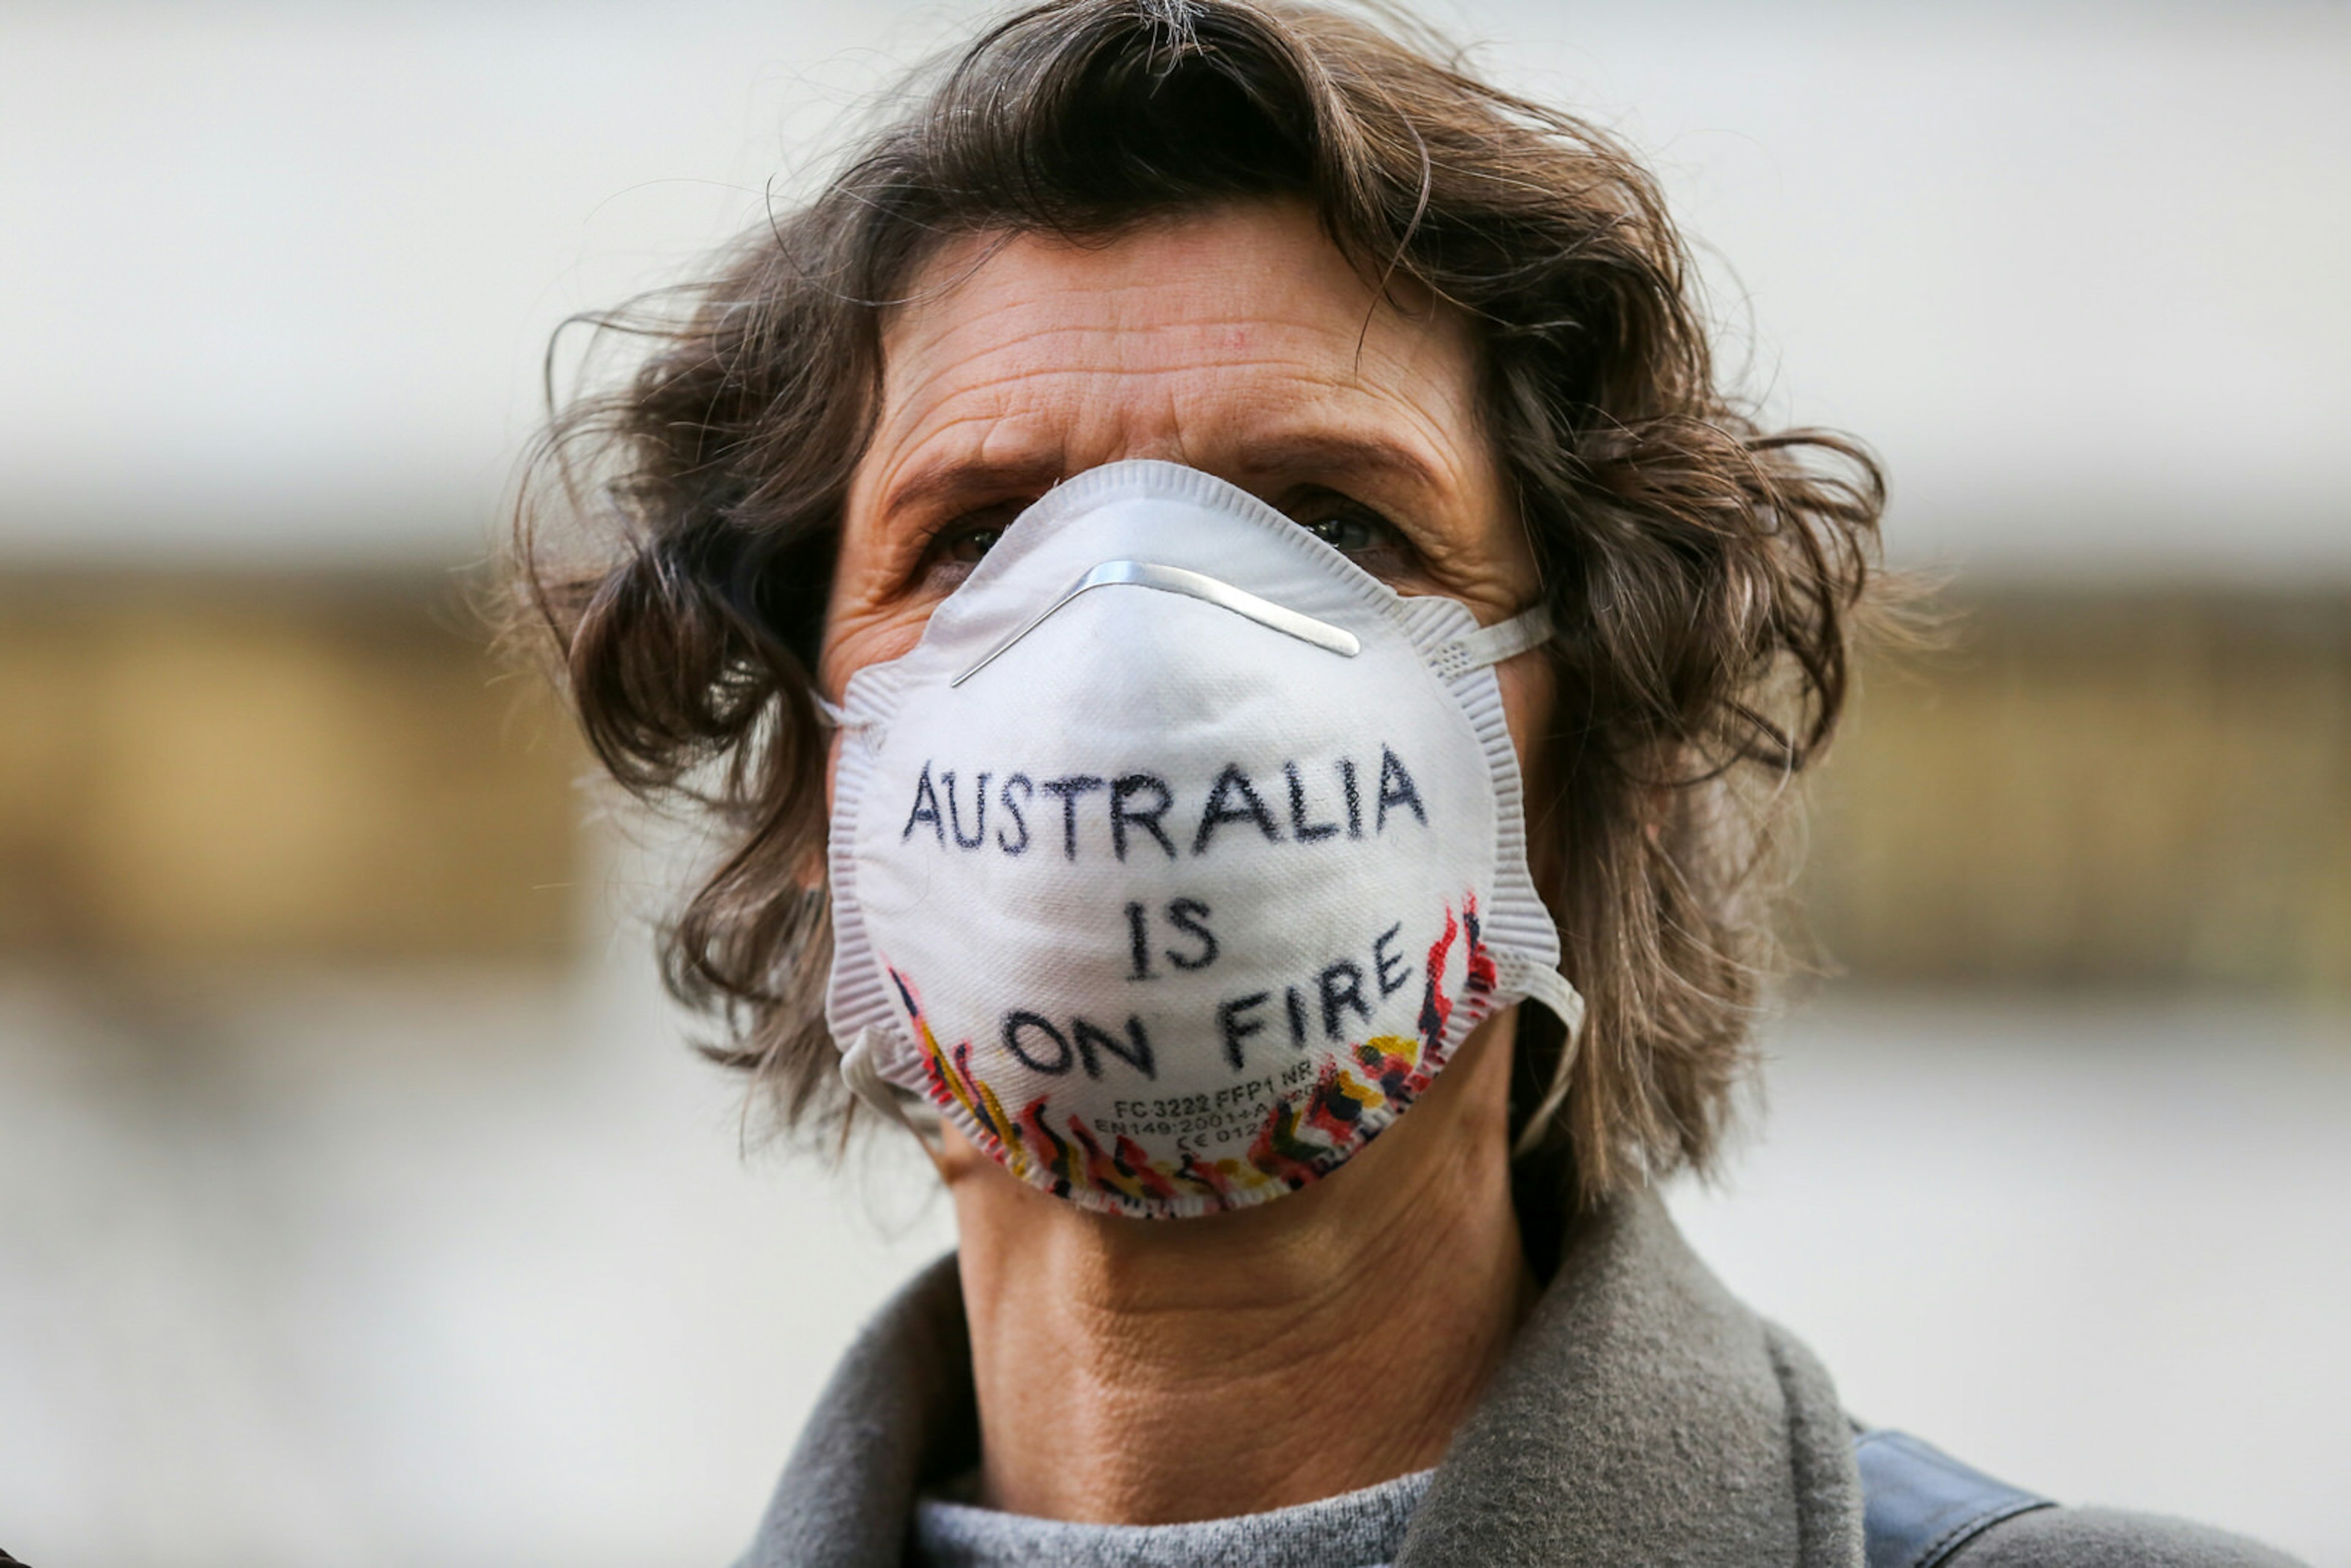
[949,560,1361,688]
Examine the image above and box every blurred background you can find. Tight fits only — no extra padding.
[2,1,2345,1564]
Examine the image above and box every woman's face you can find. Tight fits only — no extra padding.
[821,197,1555,1203]
[822,198,1550,781]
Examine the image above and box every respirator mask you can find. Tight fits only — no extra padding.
[824,460,1581,1219]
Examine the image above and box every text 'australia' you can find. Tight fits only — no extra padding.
[901,747,1429,860]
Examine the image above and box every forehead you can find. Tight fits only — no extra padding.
[852,200,1490,512]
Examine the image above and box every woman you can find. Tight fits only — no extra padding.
[517,2,2300,1563]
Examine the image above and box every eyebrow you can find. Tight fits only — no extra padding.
[878,431,1449,525]
[878,455,1068,527]
[1228,432,1446,497]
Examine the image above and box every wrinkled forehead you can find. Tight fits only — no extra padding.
[879,200,1453,357]
[860,200,1485,489]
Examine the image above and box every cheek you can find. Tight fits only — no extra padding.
[1497,650,1562,896]
[1497,650,1557,793]
[817,604,930,882]
[818,599,931,696]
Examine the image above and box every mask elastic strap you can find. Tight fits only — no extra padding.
[1435,604,1553,680]
[812,692,858,731]
[1501,954,1586,1159]
[839,1027,942,1149]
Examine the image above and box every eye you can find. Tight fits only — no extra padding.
[916,498,1028,588]
[935,522,1005,566]
[1285,489,1413,567]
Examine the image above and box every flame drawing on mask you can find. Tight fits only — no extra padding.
[889,893,1498,1217]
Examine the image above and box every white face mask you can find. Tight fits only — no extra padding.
[825,460,1581,1219]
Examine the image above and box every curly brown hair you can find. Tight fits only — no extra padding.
[514,0,1887,1214]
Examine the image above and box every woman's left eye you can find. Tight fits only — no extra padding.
[1289,492,1409,561]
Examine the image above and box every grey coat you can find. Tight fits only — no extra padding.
[738,1188,2302,1567]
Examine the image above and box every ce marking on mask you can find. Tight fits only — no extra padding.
[1101,1071,1305,1152]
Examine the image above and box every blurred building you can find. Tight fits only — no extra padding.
[1810,588,2351,997]
[0,572,576,966]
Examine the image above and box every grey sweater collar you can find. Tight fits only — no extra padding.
[913,1465,1432,1567]
[737,1188,1864,1567]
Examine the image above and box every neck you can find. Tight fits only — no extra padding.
[942,1014,1532,1525]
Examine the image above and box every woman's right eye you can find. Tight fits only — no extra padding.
[917,500,1027,587]
[935,523,1005,565]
